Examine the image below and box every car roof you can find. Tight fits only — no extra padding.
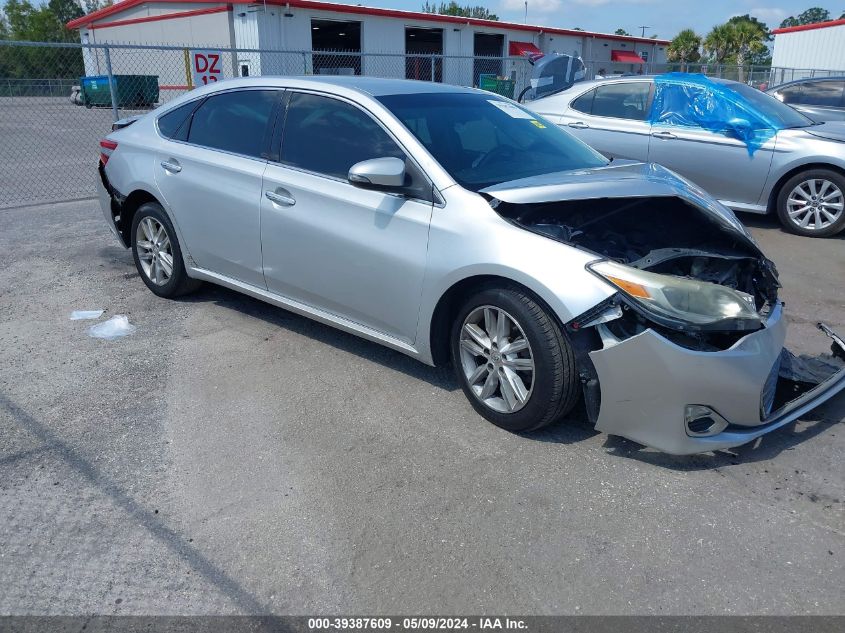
[192,75,480,97]
[767,76,845,91]
[580,74,742,86]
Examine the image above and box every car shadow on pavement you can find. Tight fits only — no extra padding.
[183,284,460,392]
[179,284,845,464]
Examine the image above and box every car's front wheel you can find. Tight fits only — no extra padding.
[450,285,579,433]
[776,169,845,237]
[131,202,201,298]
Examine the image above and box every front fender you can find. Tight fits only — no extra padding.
[414,196,615,364]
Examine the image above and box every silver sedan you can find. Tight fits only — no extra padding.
[97,77,845,454]
[529,75,845,237]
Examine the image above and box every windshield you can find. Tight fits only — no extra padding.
[724,82,814,128]
[377,92,608,191]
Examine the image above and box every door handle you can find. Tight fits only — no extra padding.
[651,131,677,140]
[265,189,296,206]
[160,160,182,173]
[568,121,589,129]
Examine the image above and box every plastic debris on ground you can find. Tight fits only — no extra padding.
[69,310,105,320]
[650,73,781,156]
[88,315,137,340]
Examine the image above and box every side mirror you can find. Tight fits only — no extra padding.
[727,117,752,136]
[348,157,406,190]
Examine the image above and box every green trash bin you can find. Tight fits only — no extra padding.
[81,75,160,109]
[478,74,516,99]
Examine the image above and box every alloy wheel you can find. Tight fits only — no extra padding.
[458,305,535,414]
[135,216,174,286]
[786,178,844,231]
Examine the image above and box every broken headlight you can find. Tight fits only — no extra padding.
[588,260,762,330]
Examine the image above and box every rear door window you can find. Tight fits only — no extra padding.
[590,82,651,120]
[186,89,280,158]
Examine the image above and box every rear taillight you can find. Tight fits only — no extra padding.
[99,139,118,165]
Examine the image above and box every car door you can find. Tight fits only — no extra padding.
[154,88,281,288]
[260,91,435,344]
[559,81,653,161]
[646,82,774,207]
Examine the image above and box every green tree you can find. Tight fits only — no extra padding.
[3,0,80,41]
[727,14,772,66]
[667,28,701,71]
[49,0,83,26]
[780,7,831,28]
[614,28,630,36]
[0,0,84,80]
[730,19,767,81]
[83,0,113,13]
[703,24,733,63]
[422,1,498,20]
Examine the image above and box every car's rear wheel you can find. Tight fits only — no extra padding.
[450,285,579,433]
[776,169,845,237]
[131,202,201,298]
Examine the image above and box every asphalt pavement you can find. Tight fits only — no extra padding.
[0,199,843,615]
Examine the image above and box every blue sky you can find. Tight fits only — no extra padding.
[373,0,845,39]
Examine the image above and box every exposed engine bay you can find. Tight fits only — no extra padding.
[492,195,781,349]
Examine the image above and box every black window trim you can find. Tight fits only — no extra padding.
[571,80,655,122]
[155,86,285,163]
[272,88,442,205]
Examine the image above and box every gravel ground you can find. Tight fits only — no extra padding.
[0,199,842,615]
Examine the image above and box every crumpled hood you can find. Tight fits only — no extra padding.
[480,160,757,248]
[803,121,845,143]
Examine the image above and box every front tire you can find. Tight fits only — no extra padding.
[776,169,845,237]
[450,285,579,433]
[131,202,201,298]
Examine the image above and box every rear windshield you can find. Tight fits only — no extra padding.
[377,92,608,191]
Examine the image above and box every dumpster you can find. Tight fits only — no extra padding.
[80,75,160,108]
[478,74,516,99]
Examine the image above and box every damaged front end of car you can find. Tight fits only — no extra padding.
[483,161,845,454]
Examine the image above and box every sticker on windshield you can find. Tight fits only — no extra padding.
[488,100,535,119]
[529,120,546,128]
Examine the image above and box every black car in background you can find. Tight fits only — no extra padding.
[767,77,845,122]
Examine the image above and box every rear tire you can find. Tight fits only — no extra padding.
[776,169,845,237]
[130,202,201,298]
[450,285,579,433]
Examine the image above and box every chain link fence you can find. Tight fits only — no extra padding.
[2,39,844,208]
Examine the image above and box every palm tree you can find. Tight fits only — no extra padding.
[730,20,767,82]
[667,29,702,72]
[704,24,733,65]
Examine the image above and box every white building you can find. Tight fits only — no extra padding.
[68,0,668,98]
[771,18,845,73]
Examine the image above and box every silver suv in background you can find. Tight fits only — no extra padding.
[529,75,845,237]
[96,77,845,454]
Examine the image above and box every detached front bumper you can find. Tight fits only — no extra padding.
[589,303,845,454]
